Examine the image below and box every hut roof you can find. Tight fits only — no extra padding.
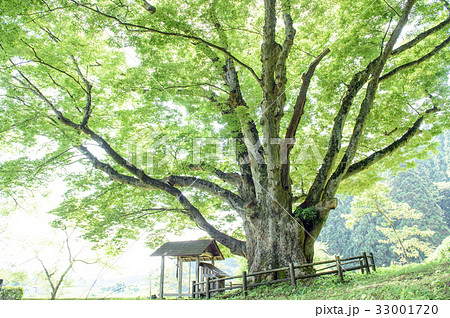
[150,239,224,262]
[200,262,228,277]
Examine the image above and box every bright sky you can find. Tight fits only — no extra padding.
[0,172,205,299]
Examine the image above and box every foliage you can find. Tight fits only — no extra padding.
[390,132,450,246]
[346,183,434,263]
[319,132,450,266]
[1,286,24,300]
[436,182,450,227]
[0,270,28,286]
[427,235,450,262]
[294,206,320,226]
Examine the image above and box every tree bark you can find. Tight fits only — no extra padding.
[243,198,337,273]
[244,203,308,273]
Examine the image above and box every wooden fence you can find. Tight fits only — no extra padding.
[192,252,376,299]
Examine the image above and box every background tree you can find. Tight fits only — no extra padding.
[390,131,450,245]
[346,184,434,263]
[319,132,450,266]
[319,196,396,266]
[427,235,450,262]
[0,0,449,272]
[34,227,101,300]
[434,131,450,228]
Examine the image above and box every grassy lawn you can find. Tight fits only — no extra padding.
[213,261,450,300]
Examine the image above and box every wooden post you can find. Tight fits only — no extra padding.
[195,256,200,283]
[362,252,371,274]
[369,252,376,271]
[335,255,344,282]
[359,258,365,274]
[191,280,196,299]
[177,257,183,297]
[242,271,247,297]
[188,261,191,294]
[289,263,296,287]
[159,256,165,299]
[205,277,211,300]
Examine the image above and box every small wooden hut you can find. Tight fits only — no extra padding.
[150,239,227,298]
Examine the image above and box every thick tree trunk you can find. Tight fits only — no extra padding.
[243,197,337,274]
[245,209,306,273]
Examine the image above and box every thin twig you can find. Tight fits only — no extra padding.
[382,0,401,17]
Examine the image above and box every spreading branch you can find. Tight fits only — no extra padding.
[391,16,450,56]
[382,0,401,17]
[222,58,267,196]
[78,141,247,255]
[224,59,264,159]
[188,163,241,187]
[163,175,246,216]
[343,106,439,179]
[322,0,417,200]
[11,62,247,256]
[151,83,230,95]
[303,57,380,207]
[71,56,93,126]
[381,36,450,82]
[282,48,330,189]
[71,0,261,85]
[304,0,417,206]
[285,48,330,142]
[189,22,259,201]
[35,229,94,299]
[278,1,296,67]
[19,40,86,92]
[141,0,156,14]
[78,145,247,256]
[75,145,152,189]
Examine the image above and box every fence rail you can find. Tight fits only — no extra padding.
[192,252,375,299]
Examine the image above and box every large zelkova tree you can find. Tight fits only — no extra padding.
[0,0,449,272]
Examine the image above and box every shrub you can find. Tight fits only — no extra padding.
[1,286,24,300]
[427,236,450,263]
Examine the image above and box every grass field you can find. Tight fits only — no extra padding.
[212,261,449,300]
